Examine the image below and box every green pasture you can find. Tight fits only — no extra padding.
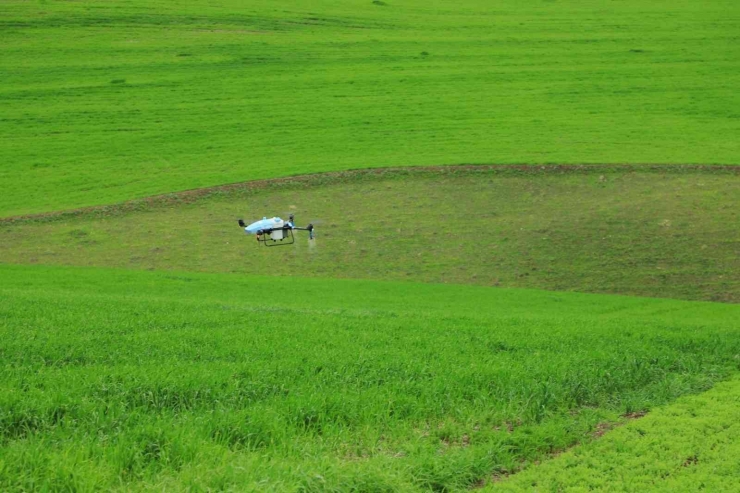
[2,0,740,216]
[2,0,740,489]
[3,167,738,302]
[494,376,740,492]
[1,264,739,491]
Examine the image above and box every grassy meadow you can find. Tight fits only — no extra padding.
[2,0,740,216]
[2,167,738,302]
[2,264,740,491]
[3,0,740,490]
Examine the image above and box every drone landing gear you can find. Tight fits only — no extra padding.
[257,228,295,247]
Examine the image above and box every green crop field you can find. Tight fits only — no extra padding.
[2,265,739,491]
[2,0,740,490]
[2,0,740,216]
[494,376,740,491]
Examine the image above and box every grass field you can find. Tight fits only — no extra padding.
[3,0,740,490]
[494,376,740,492]
[3,167,738,302]
[2,0,740,216]
[2,264,739,491]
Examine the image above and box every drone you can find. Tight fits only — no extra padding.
[237,214,314,246]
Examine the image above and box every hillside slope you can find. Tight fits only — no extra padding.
[2,265,739,491]
[2,0,739,215]
[3,167,738,302]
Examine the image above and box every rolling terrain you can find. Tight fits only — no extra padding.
[2,265,739,491]
[2,166,738,302]
[1,0,739,491]
[2,0,739,216]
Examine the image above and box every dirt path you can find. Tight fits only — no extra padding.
[2,163,738,225]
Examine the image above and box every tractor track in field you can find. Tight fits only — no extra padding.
[2,163,738,225]
[477,410,650,488]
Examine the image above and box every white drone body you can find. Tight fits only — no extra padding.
[237,214,314,246]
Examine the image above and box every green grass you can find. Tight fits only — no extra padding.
[3,0,739,489]
[3,167,738,302]
[2,0,740,216]
[493,376,740,492]
[1,264,739,491]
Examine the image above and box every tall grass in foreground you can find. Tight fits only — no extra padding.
[1,265,739,491]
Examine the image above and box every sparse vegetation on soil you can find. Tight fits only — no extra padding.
[2,167,738,302]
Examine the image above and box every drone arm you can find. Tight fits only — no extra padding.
[292,224,314,239]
